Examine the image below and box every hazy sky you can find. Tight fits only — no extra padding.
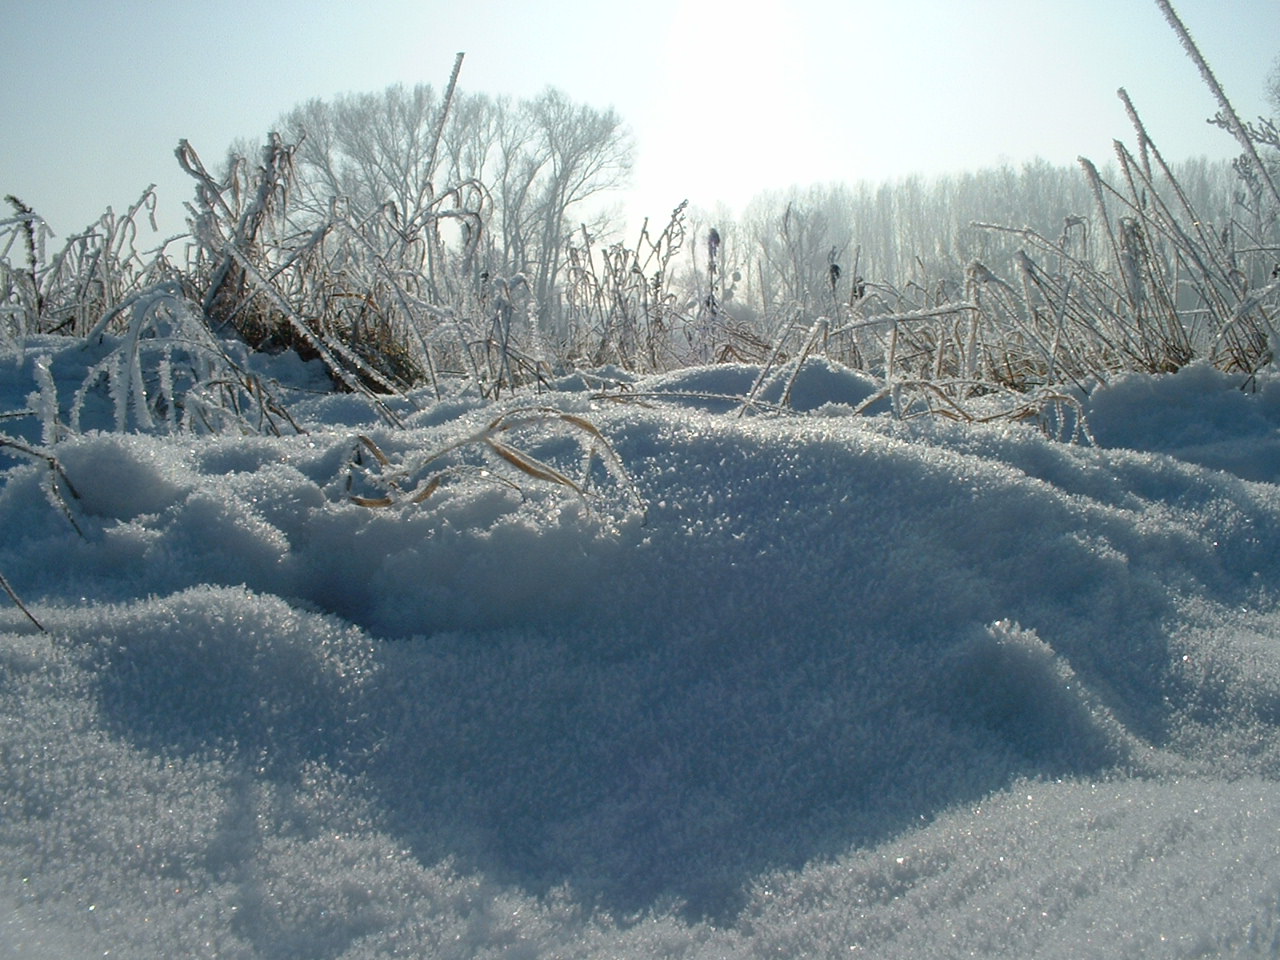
[2,0,1277,242]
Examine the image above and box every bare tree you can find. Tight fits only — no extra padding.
[524,89,633,317]
[270,82,632,323]
[278,85,444,222]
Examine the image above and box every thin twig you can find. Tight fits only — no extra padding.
[0,571,45,632]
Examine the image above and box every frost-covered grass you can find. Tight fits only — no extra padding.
[5,77,1277,412]
[6,336,1280,956]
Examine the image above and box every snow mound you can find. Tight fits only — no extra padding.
[1086,361,1280,481]
[622,356,886,413]
[6,341,1280,956]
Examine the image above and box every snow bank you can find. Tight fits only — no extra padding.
[4,344,1280,957]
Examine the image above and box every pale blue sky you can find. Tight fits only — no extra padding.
[1,0,1276,241]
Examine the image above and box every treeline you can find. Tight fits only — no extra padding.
[675,156,1259,319]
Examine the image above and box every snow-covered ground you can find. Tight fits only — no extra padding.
[4,334,1280,958]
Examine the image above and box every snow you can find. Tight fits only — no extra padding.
[4,338,1280,957]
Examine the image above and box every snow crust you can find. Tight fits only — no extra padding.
[4,343,1280,957]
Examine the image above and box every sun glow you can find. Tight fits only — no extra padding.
[637,0,825,215]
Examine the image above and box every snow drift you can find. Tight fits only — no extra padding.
[4,340,1280,957]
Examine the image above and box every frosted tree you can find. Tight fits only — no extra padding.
[279,84,446,223]
[272,83,632,320]
[521,89,633,318]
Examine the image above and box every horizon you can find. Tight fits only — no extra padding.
[1,0,1276,243]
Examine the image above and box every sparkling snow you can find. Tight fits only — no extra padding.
[4,340,1280,958]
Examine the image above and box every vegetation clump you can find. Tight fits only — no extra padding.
[3,25,1278,435]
